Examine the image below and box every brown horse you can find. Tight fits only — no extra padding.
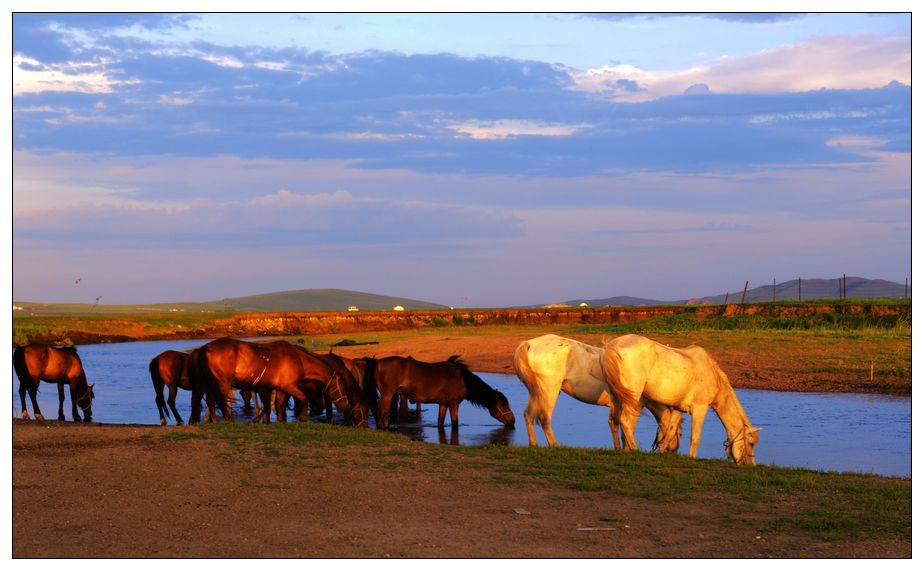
[149,350,220,425]
[363,355,515,430]
[187,338,368,426]
[13,344,95,422]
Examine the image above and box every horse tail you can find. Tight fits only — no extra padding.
[361,358,380,419]
[12,346,32,385]
[189,346,227,417]
[149,358,170,421]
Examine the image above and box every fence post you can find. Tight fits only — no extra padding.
[798,277,801,301]
[740,281,749,305]
[772,278,776,302]
[724,292,729,305]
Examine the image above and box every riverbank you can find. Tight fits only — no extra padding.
[13,302,910,396]
[11,421,910,558]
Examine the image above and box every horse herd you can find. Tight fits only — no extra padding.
[13,333,760,465]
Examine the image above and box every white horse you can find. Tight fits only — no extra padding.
[601,334,760,465]
[514,334,682,450]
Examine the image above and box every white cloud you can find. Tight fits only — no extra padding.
[448,119,590,139]
[13,55,141,96]
[572,34,910,101]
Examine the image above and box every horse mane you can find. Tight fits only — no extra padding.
[448,356,499,410]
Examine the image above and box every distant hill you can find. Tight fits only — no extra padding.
[14,288,447,315]
[218,289,446,311]
[540,277,907,308]
[551,295,683,308]
[693,277,907,304]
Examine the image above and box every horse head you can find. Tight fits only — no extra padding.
[77,383,95,421]
[726,426,761,465]
[490,388,516,428]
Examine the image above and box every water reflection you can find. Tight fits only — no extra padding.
[11,339,911,477]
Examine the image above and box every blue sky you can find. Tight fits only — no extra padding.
[10,10,912,307]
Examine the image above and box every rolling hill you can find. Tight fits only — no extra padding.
[14,288,447,315]
[550,277,907,307]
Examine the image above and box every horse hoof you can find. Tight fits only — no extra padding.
[83,417,92,423]
[176,420,184,426]
[34,413,44,421]
[21,412,30,420]
[58,415,65,421]
[160,418,167,426]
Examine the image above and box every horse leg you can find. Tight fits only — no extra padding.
[606,402,622,450]
[57,383,67,421]
[377,392,395,429]
[274,391,288,423]
[449,402,460,431]
[241,389,254,415]
[389,394,399,422]
[168,385,184,426]
[615,399,642,451]
[437,404,447,428]
[399,393,409,416]
[257,389,273,423]
[29,383,44,421]
[688,405,708,459]
[19,382,31,420]
[67,380,82,422]
[189,387,203,424]
[324,394,332,423]
[415,400,421,415]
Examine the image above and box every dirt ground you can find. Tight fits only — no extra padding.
[328,331,910,395]
[11,422,910,558]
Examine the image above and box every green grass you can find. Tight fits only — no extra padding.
[174,422,911,544]
[565,303,910,336]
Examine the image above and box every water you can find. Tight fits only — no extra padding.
[12,339,911,477]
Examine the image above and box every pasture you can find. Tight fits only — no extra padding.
[11,421,910,557]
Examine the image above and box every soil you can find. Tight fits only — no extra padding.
[11,422,910,558]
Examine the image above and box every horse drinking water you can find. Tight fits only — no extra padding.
[363,355,515,430]
[13,344,95,422]
[602,334,760,465]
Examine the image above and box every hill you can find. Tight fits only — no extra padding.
[14,288,447,315]
[544,277,907,307]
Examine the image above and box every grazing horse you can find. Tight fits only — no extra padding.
[149,350,218,425]
[602,334,761,465]
[514,334,682,451]
[363,355,515,430]
[187,338,367,426]
[13,344,95,422]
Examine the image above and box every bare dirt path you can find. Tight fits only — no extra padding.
[11,422,909,558]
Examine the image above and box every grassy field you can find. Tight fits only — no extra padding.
[166,421,911,544]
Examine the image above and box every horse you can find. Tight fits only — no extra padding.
[601,334,761,465]
[363,355,515,430]
[514,334,682,451]
[187,338,367,426]
[149,350,218,425]
[13,344,95,422]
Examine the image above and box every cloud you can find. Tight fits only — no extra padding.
[583,13,807,24]
[13,55,141,95]
[572,34,910,101]
[447,119,589,139]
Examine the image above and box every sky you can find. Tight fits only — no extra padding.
[9,9,912,307]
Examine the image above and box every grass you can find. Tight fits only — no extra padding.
[176,422,911,544]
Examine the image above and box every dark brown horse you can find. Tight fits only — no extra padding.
[187,338,368,426]
[149,350,219,425]
[363,355,515,430]
[13,344,95,422]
